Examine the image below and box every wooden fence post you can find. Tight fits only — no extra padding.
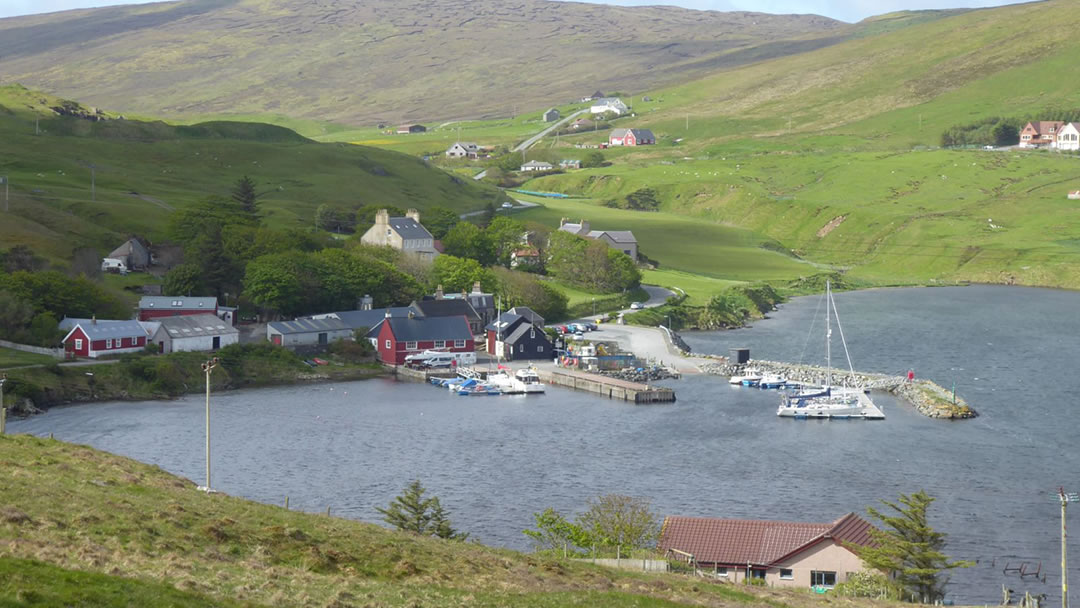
[284,496,289,510]
[0,407,6,435]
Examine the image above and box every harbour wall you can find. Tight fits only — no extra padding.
[536,369,676,404]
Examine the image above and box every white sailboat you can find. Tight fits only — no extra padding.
[777,281,883,420]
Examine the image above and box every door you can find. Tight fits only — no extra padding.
[318,332,328,345]
[212,336,221,350]
[271,334,282,346]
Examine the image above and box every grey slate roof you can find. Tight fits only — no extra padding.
[388,217,433,241]
[385,316,472,342]
[610,128,654,141]
[108,238,149,260]
[321,307,416,331]
[268,317,350,335]
[508,306,545,327]
[413,299,481,323]
[589,230,637,243]
[138,296,218,311]
[60,318,146,341]
[156,314,238,338]
[502,322,549,345]
[485,312,524,333]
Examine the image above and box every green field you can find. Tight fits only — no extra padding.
[0,433,866,608]
[0,85,507,265]
[514,195,812,281]
[640,269,746,304]
[0,347,55,370]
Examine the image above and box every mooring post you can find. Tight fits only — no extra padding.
[325,506,331,517]
[0,407,6,435]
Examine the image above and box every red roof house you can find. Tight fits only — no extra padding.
[372,313,474,365]
[609,128,656,147]
[658,513,877,588]
[1019,121,1065,148]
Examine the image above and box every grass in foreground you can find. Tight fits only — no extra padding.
[0,434,889,608]
[0,347,55,370]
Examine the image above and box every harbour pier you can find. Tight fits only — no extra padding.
[535,368,676,404]
[708,359,977,419]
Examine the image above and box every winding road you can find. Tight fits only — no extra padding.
[473,108,589,181]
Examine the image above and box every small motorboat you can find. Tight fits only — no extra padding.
[759,374,787,389]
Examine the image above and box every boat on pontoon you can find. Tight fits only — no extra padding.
[777,281,883,420]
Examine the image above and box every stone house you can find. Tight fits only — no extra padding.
[360,208,438,260]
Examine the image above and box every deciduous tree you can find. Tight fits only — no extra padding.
[578,494,660,552]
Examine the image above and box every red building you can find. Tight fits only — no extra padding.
[609,128,656,146]
[374,315,474,365]
[138,296,219,322]
[60,318,147,359]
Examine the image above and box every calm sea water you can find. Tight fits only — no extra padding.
[11,285,1079,604]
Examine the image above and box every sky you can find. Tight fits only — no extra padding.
[0,0,1024,23]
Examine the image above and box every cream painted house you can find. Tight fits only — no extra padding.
[658,513,877,589]
[360,208,438,260]
[1056,123,1080,151]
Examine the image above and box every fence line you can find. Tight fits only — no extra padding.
[0,339,63,359]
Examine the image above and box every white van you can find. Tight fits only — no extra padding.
[406,350,476,367]
[101,258,128,274]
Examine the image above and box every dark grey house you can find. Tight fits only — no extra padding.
[484,311,553,361]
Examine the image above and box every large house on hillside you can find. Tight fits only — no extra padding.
[1056,123,1080,151]
[609,128,655,146]
[446,142,480,158]
[1020,121,1064,148]
[558,218,638,260]
[658,513,877,588]
[590,97,628,116]
[360,208,438,260]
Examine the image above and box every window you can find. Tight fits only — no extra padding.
[717,567,728,577]
[434,340,445,348]
[810,571,837,588]
[105,339,113,349]
[750,569,765,580]
[530,328,535,338]
[454,339,466,348]
[519,344,524,353]
[385,339,391,349]
[74,339,83,350]
[537,345,544,352]
[406,341,417,350]
[780,569,794,580]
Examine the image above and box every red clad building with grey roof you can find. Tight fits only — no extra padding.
[658,513,877,589]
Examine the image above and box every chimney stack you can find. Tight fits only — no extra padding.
[408,310,415,319]
[384,309,392,319]
[435,284,444,299]
[91,315,97,325]
[472,281,482,295]
[375,209,389,226]
[406,208,420,223]
[360,295,373,311]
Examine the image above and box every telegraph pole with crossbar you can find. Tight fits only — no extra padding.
[1058,488,1079,608]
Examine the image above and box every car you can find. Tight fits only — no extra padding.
[571,333,585,341]
[629,302,644,310]
[583,322,598,331]
[501,202,514,209]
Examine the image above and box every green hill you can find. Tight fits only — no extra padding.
[0,84,506,265]
[0,433,854,608]
[515,0,1080,288]
[0,0,854,125]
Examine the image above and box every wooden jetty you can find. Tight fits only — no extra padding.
[535,368,676,404]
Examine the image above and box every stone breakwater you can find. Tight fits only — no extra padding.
[705,359,977,420]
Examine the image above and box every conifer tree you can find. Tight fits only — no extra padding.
[377,480,466,540]
[231,175,258,218]
[857,490,972,603]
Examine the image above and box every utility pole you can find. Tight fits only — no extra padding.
[1060,488,1079,608]
[1,176,7,212]
[0,374,7,435]
[199,357,219,492]
[35,118,39,135]
[90,166,95,201]
[686,114,689,131]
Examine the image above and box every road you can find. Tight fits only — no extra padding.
[458,198,539,219]
[472,109,589,181]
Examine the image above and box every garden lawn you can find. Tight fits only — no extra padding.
[0,347,56,370]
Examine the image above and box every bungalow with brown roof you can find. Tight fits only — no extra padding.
[658,513,877,589]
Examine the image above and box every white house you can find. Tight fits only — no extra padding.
[520,160,554,172]
[590,97,629,116]
[150,314,239,353]
[1057,123,1080,151]
[446,142,480,158]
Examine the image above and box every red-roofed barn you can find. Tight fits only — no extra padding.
[657,513,877,588]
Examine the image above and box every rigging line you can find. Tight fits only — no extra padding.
[796,288,824,367]
[829,287,858,380]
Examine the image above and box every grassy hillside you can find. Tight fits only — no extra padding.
[0,85,506,265]
[506,1,1080,288]
[0,433,884,608]
[0,0,852,125]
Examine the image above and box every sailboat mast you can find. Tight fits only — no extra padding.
[825,280,832,389]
